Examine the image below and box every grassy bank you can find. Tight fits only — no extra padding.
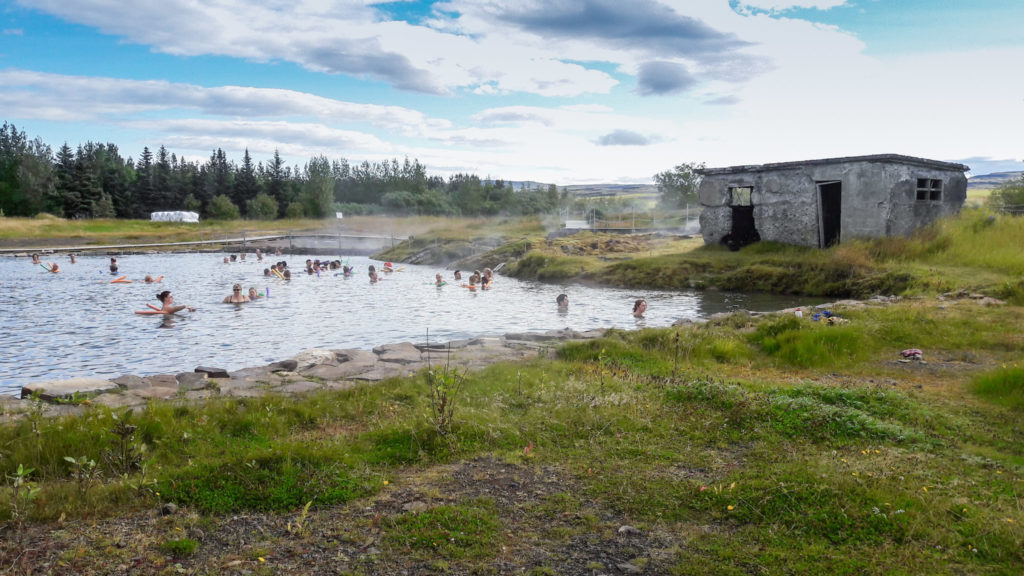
[0,214,468,249]
[490,209,1024,303]
[2,297,1022,574]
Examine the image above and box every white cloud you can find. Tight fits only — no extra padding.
[738,1,850,11]
[0,69,447,133]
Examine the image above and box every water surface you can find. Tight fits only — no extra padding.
[1,253,819,394]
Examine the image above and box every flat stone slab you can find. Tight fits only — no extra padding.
[129,386,179,400]
[195,366,230,379]
[90,392,148,410]
[177,372,209,390]
[145,375,178,388]
[348,366,411,382]
[22,378,119,401]
[373,342,423,364]
[292,349,341,369]
[277,381,322,394]
[1,394,23,414]
[112,375,147,390]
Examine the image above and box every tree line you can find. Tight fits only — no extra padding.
[0,122,561,220]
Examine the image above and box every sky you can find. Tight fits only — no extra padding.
[1,0,1022,185]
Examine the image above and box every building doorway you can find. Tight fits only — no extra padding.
[818,181,842,247]
[725,186,758,250]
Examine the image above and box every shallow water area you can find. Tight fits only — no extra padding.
[1,253,820,395]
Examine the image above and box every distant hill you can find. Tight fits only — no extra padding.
[564,183,658,198]
[968,171,1023,190]
[495,180,661,200]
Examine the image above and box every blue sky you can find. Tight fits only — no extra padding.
[1,0,1021,184]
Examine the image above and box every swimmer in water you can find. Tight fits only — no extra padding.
[47,262,60,273]
[223,283,251,303]
[144,275,163,283]
[151,291,196,314]
[32,253,41,265]
[110,257,118,274]
[557,293,569,310]
[633,298,647,318]
[454,270,462,281]
[435,273,445,287]
[248,287,263,300]
[368,265,379,283]
[69,254,76,264]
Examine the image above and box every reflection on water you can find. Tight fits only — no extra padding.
[0,253,823,394]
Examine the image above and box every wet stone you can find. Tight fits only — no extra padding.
[111,374,147,390]
[21,377,119,401]
[177,372,209,390]
[372,342,423,364]
[144,374,177,387]
[268,359,298,372]
[90,393,147,410]
[195,366,230,379]
[276,381,321,394]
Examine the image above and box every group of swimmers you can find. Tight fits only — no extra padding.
[30,249,648,318]
[452,268,493,290]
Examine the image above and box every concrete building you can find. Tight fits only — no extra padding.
[696,154,969,249]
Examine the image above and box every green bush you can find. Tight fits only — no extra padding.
[206,194,240,220]
[246,193,278,220]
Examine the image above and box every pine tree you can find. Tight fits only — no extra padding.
[233,148,259,217]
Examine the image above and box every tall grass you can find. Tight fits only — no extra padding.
[970,366,1024,410]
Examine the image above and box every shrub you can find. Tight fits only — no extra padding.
[247,193,279,220]
[206,194,240,220]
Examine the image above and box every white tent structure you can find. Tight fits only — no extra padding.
[150,211,200,223]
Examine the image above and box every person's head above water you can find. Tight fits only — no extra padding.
[157,290,172,303]
[633,298,647,317]
[557,293,569,308]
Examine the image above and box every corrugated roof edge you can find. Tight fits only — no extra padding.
[696,154,969,176]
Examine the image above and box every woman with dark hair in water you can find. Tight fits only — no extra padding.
[136,290,196,315]
[633,298,647,318]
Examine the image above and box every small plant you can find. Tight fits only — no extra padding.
[160,537,199,557]
[287,500,314,536]
[426,362,465,437]
[5,464,41,540]
[64,456,100,495]
[102,415,144,476]
[424,334,465,437]
[597,348,609,394]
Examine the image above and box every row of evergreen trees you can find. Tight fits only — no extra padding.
[0,122,561,220]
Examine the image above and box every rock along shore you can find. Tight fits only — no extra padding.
[0,328,606,423]
[2,290,1002,424]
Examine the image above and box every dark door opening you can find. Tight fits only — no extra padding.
[728,205,759,250]
[722,186,759,251]
[818,181,842,247]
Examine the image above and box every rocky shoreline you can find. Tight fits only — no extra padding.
[3,291,1003,424]
[0,328,606,422]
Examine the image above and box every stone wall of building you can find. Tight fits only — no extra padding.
[698,156,967,248]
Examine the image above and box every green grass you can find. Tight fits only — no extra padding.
[970,365,1024,410]
[160,537,199,557]
[385,500,500,559]
[2,300,1023,573]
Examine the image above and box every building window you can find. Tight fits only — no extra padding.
[916,178,942,201]
[729,186,753,206]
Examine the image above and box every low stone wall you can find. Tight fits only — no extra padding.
[0,329,605,422]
